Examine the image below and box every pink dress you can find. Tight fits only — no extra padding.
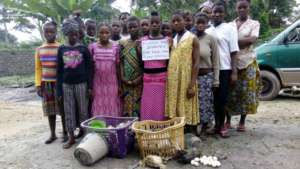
[89,42,121,117]
[140,36,168,121]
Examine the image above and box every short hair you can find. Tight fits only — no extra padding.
[61,19,80,36]
[119,12,130,20]
[212,1,227,13]
[127,16,140,24]
[183,11,193,19]
[195,13,209,23]
[238,0,251,3]
[43,21,57,29]
[85,19,96,26]
[172,10,184,18]
[98,22,111,31]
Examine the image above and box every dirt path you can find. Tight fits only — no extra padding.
[0,87,300,169]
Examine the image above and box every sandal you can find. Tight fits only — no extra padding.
[237,124,246,132]
[63,140,76,149]
[45,136,57,144]
[219,127,230,138]
[225,123,234,129]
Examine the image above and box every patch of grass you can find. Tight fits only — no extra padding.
[0,74,34,87]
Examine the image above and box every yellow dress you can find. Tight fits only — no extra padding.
[165,31,199,125]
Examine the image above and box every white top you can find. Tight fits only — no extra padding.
[206,23,239,70]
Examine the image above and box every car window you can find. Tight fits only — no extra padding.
[287,27,300,43]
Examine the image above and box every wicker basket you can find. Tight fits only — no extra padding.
[132,117,186,158]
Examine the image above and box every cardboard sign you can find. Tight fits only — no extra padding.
[142,39,169,61]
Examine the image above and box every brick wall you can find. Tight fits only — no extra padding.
[0,50,35,77]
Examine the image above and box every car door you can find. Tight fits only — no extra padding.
[274,25,300,86]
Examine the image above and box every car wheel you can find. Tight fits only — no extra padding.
[260,70,281,101]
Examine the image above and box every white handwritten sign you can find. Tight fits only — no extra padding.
[142,39,169,61]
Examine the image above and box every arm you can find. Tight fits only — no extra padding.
[84,47,93,91]
[238,21,260,49]
[119,43,128,85]
[88,44,95,91]
[238,36,257,49]
[34,48,42,96]
[34,49,42,87]
[230,27,239,84]
[56,47,64,98]
[115,45,122,93]
[187,37,200,98]
[211,36,220,88]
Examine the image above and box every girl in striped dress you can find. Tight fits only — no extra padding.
[35,21,67,144]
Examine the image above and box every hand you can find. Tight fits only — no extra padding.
[213,86,219,94]
[36,86,42,97]
[118,87,122,96]
[187,87,196,99]
[127,80,133,86]
[57,96,63,103]
[230,71,238,86]
[87,89,93,98]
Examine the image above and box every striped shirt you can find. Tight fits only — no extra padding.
[35,42,60,86]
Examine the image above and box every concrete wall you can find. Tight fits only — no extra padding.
[0,50,35,77]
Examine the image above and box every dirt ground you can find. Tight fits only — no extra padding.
[0,86,300,169]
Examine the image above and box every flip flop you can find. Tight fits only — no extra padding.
[237,124,246,132]
[225,123,234,129]
[45,136,57,144]
[219,127,230,138]
[63,140,76,149]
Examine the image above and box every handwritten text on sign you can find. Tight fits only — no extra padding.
[142,39,169,61]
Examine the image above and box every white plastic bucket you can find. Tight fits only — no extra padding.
[74,133,108,166]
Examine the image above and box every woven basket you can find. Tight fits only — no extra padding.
[132,117,186,158]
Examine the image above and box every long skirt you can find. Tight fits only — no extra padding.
[226,60,261,116]
[63,82,89,132]
[198,73,215,124]
[122,84,142,117]
[140,72,167,121]
[41,81,59,116]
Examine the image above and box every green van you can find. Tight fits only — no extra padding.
[256,20,300,100]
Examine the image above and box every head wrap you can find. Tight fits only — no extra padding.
[61,18,80,36]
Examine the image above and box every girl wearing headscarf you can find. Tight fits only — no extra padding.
[56,19,92,149]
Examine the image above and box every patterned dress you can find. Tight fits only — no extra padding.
[226,18,261,116]
[119,39,143,117]
[165,31,199,125]
[89,42,121,117]
[140,36,169,121]
[34,42,60,116]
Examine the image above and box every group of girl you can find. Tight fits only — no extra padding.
[35,0,261,149]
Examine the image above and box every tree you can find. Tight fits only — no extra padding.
[2,0,119,39]
[0,29,17,44]
[133,0,205,20]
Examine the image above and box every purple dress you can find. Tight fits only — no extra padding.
[89,42,121,117]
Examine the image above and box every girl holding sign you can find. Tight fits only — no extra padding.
[165,11,200,129]
[140,11,172,121]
